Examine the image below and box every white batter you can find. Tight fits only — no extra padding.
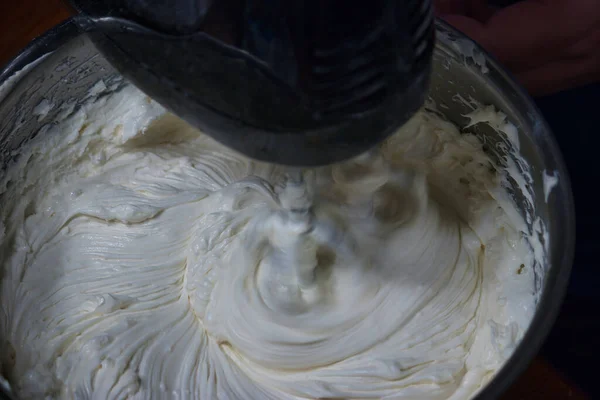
[0,84,537,400]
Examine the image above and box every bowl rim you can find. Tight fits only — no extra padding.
[0,19,81,97]
[0,18,575,400]
[435,19,575,400]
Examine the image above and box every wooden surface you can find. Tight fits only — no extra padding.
[0,1,589,399]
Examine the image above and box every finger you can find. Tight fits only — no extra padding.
[445,0,600,73]
[564,25,600,60]
[435,0,494,21]
[516,54,600,96]
[440,12,590,74]
[465,0,497,22]
[434,0,468,16]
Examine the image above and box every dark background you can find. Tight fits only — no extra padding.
[536,82,600,399]
[0,0,597,399]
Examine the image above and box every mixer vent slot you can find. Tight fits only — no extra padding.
[310,23,391,118]
[407,0,434,67]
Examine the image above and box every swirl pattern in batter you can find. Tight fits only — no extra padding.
[0,85,537,399]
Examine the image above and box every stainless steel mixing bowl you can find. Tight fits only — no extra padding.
[0,19,575,400]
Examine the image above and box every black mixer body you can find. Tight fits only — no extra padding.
[68,0,435,166]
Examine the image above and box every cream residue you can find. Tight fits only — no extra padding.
[437,31,489,74]
[543,171,559,203]
[33,98,55,122]
[0,54,51,102]
[0,84,537,399]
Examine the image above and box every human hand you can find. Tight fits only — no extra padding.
[435,0,600,96]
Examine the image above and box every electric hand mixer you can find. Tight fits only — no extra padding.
[66,0,435,284]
